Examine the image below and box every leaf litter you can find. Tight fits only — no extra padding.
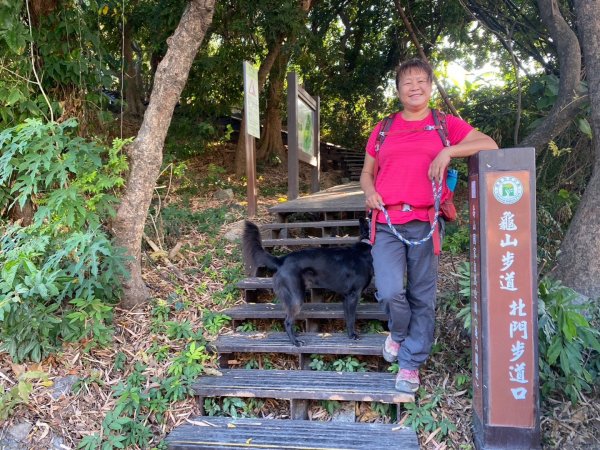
[0,157,597,449]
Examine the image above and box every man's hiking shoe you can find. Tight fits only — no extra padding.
[395,369,420,393]
[382,334,400,363]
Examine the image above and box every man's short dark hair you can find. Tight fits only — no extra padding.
[395,58,433,90]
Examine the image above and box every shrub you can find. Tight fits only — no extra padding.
[538,278,600,404]
[0,119,129,362]
[450,264,600,404]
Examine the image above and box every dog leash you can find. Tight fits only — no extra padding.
[374,180,443,248]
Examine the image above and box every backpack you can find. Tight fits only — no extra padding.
[373,109,457,222]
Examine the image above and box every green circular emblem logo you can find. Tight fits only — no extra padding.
[493,176,524,205]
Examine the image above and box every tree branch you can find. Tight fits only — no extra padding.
[25,0,53,122]
[394,0,461,117]
[521,0,583,152]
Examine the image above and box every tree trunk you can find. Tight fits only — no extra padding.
[7,201,34,226]
[111,0,216,309]
[234,39,283,175]
[123,23,145,117]
[553,0,600,298]
[521,0,585,152]
[256,52,287,164]
[29,0,58,27]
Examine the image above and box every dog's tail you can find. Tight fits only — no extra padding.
[243,221,282,274]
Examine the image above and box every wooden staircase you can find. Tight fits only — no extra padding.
[319,144,365,181]
[165,185,419,449]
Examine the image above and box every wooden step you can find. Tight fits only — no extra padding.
[235,277,376,302]
[268,183,365,217]
[236,276,274,290]
[236,276,375,291]
[259,219,359,230]
[262,236,356,248]
[223,302,387,321]
[210,332,386,356]
[192,369,414,403]
[260,220,359,240]
[165,416,419,450]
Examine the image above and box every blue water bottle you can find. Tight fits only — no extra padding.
[447,168,458,192]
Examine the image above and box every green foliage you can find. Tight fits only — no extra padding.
[203,311,232,335]
[211,264,244,305]
[156,204,242,241]
[79,336,214,449]
[243,355,274,370]
[203,398,222,416]
[538,278,600,404]
[164,115,218,160]
[401,388,457,440]
[165,320,194,340]
[236,321,258,332]
[453,261,472,334]
[451,266,600,404]
[222,397,247,418]
[301,0,400,147]
[454,373,470,390]
[309,355,366,372]
[150,298,171,331]
[370,402,394,420]
[0,119,128,362]
[199,163,229,191]
[530,74,560,116]
[536,188,581,277]
[0,119,128,227]
[0,380,32,421]
[203,397,261,418]
[320,400,342,416]
[269,321,283,332]
[206,397,260,418]
[0,369,50,421]
[309,354,327,371]
[362,320,384,334]
[332,356,367,372]
[442,223,470,254]
[0,221,127,362]
[0,2,109,127]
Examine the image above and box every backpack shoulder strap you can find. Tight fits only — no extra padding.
[373,113,396,185]
[375,113,396,153]
[432,109,451,147]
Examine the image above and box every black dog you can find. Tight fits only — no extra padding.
[242,218,373,346]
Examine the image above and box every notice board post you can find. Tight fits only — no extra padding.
[243,61,259,217]
[287,71,320,200]
[469,147,541,449]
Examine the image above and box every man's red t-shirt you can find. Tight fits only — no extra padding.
[365,110,474,224]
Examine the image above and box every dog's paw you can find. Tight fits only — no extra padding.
[349,332,360,340]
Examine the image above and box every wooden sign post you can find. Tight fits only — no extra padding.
[286,71,320,200]
[243,61,259,217]
[469,147,541,449]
